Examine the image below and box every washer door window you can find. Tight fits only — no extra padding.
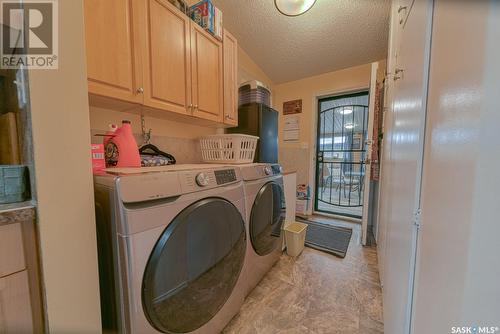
[250,182,286,256]
[142,198,246,333]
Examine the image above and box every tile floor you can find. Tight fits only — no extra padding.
[223,216,383,334]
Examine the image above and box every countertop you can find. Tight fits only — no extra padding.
[0,204,35,226]
[0,200,35,214]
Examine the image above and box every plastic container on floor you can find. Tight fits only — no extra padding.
[284,221,308,257]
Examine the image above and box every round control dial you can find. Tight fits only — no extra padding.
[195,172,210,187]
[263,166,273,176]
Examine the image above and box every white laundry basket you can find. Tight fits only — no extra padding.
[199,134,259,164]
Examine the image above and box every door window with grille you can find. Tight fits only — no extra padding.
[315,92,369,218]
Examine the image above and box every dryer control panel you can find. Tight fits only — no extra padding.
[214,169,237,185]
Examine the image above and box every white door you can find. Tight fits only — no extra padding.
[361,62,379,245]
[380,0,434,333]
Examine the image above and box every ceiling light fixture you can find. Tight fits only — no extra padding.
[274,0,317,17]
[344,123,355,130]
[338,108,353,115]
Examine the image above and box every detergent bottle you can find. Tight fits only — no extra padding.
[105,120,141,168]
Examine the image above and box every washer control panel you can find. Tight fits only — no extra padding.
[214,169,237,185]
[195,172,210,187]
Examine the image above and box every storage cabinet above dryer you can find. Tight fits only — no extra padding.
[83,0,237,127]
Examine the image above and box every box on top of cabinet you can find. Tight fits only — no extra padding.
[190,0,214,33]
[190,0,223,40]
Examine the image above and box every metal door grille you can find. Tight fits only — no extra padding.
[315,92,369,218]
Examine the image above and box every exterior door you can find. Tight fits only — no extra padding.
[140,0,192,115]
[84,0,143,103]
[250,182,286,255]
[191,23,224,122]
[315,91,369,219]
[142,198,246,333]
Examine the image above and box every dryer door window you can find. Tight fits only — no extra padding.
[142,198,246,333]
[250,182,286,256]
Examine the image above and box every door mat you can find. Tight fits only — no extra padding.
[295,217,352,258]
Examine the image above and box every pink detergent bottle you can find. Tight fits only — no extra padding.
[105,120,141,168]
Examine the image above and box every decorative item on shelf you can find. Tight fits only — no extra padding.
[190,0,223,39]
[275,0,317,16]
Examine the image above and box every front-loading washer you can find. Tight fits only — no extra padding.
[94,165,248,334]
[239,163,286,296]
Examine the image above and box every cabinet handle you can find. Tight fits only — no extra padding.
[137,87,144,94]
[398,5,407,13]
[194,105,199,110]
[225,115,233,120]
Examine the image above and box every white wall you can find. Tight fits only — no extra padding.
[29,0,102,332]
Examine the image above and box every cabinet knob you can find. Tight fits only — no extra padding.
[194,105,199,110]
[137,87,144,94]
[225,115,233,120]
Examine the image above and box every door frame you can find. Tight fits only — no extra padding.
[313,91,370,220]
[361,62,380,245]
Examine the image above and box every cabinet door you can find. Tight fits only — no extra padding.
[191,24,224,122]
[0,271,33,333]
[84,0,143,103]
[140,0,192,115]
[222,29,238,127]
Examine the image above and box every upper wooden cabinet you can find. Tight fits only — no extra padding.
[191,24,223,122]
[140,0,192,115]
[222,29,238,126]
[84,0,237,126]
[84,0,143,103]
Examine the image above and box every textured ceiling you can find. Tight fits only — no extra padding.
[212,0,390,84]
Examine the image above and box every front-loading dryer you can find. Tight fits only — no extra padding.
[94,165,247,334]
[239,163,286,296]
